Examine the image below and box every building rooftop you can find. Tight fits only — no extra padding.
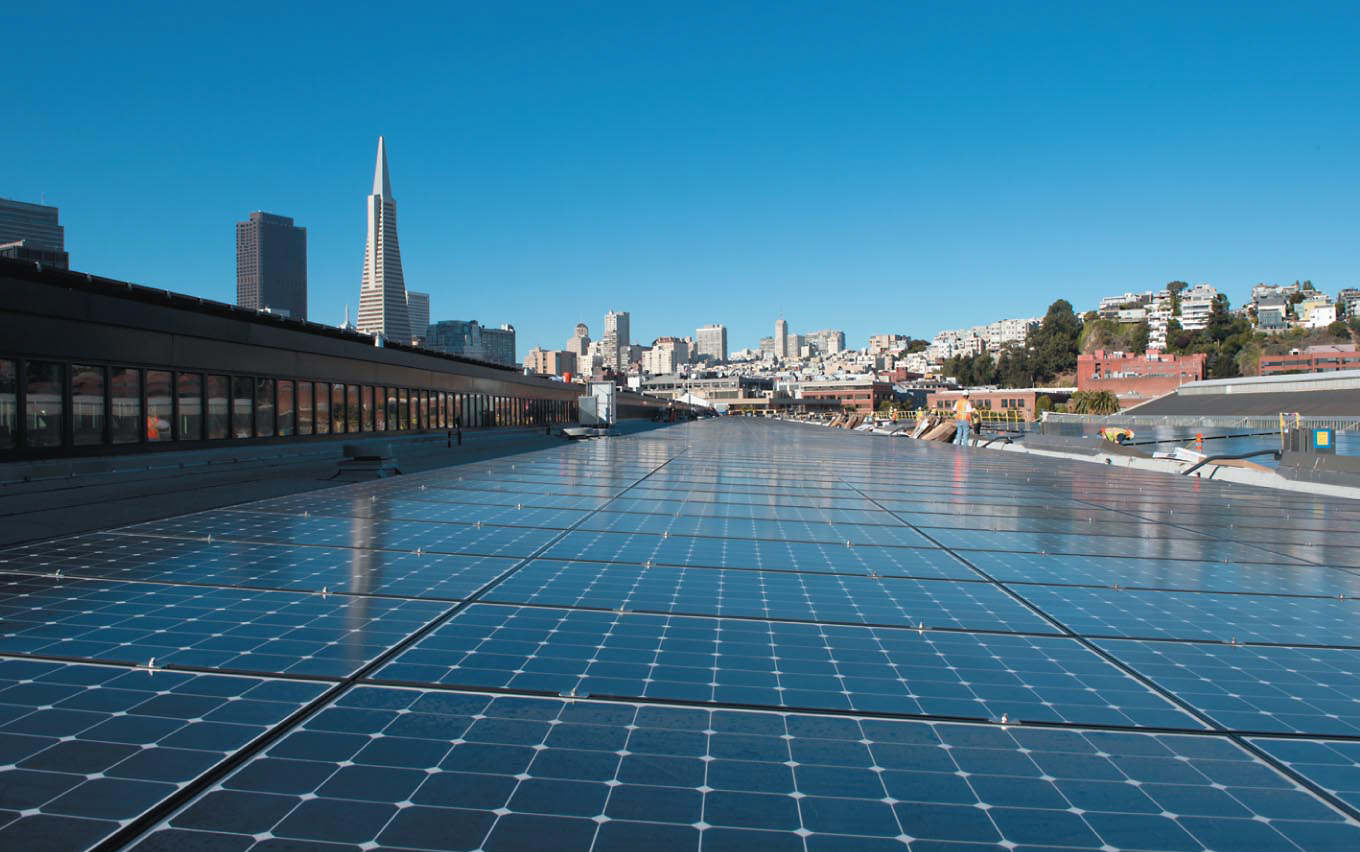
[1,419,1359,851]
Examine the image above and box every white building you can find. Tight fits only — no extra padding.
[774,318,789,359]
[1303,302,1338,329]
[695,324,728,363]
[805,329,846,356]
[1147,290,1174,350]
[356,137,412,342]
[1179,284,1218,331]
[602,311,630,370]
[642,337,690,375]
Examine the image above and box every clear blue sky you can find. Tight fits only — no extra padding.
[6,2,1358,357]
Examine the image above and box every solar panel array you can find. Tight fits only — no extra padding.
[3,418,1360,852]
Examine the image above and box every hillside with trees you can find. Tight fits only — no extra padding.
[943,299,1082,387]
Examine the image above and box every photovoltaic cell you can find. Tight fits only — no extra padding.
[377,604,1195,727]
[967,549,1360,598]
[1013,584,1360,646]
[115,510,561,558]
[1099,639,1360,736]
[485,559,1055,632]
[0,656,325,852]
[126,687,1360,852]
[0,533,517,599]
[2,418,1359,852]
[928,526,1310,565]
[0,573,450,677]
[538,530,972,580]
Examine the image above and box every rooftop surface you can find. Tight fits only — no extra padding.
[2,419,1360,852]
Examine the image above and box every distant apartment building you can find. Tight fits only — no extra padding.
[525,347,577,377]
[774,318,789,358]
[425,320,516,366]
[928,317,1037,361]
[565,323,591,357]
[1299,297,1337,329]
[804,329,845,356]
[1178,284,1218,331]
[1259,345,1360,376]
[602,311,630,371]
[406,291,430,344]
[1257,304,1289,332]
[1147,290,1173,350]
[1096,291,1154,319]
[695,324,728,363]
[1337,289,1360,319]
[640,374,773,406]
[1,197,68,269]
[642,337,690,375]
[1077,349,1207,407]
[868,334,909,355]
[236,212,307,319]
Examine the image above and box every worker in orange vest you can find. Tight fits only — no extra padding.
[953,390,976,447]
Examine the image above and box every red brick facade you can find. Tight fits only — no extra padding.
[1077,350,1206,407]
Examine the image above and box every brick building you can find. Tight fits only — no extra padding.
[1259,345,1360,376]
[1077,350,1206,408]
[925,388,1073,422]
[799,380,894,415]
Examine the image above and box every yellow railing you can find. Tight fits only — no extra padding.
[923,407,1030,426]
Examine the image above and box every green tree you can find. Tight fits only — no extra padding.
[1327,320,1351,341]
[1069,390,1121,415]
[1167,281,1188,317]
[1128,321,1150,353]
[1028,299,1082,383]
[996,346,1034,389]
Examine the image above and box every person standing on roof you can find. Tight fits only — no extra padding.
[953,390,975,447]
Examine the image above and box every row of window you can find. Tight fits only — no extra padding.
[0,358,577,452]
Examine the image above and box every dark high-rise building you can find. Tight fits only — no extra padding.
[236,212,307,319]
[0,197,68,269]
[425,320,517,366]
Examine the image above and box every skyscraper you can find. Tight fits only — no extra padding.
[356,137,411,342]
[406,291,430,343]
[425,320,516,366]
[695,324,728,363]
[565,323,591,357]
[0,197,67,269]
[602,311,630,371]
[774,318,789,358]
[236,212,307,319]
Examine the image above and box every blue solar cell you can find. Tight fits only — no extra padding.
[377,604,1195,727]
[1015,585,1360,645]
[0,574,449,676]
[4,419,1360,852]
[1098,639,1360,736]
[0,657,324,852]
[967,550,1360,597]
[0,533,517,599]
[124,687,1360,852]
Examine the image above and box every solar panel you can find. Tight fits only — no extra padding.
[2,418,1360,852]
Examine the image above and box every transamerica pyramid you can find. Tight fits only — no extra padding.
[355,136,412,342]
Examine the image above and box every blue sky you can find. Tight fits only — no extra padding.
[6,2,1358,357]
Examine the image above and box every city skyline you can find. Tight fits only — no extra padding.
[5,4,1359,355]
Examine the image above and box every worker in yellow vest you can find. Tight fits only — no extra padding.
[953,390,976,447]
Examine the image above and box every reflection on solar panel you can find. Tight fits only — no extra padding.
[3,418,1360,851]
